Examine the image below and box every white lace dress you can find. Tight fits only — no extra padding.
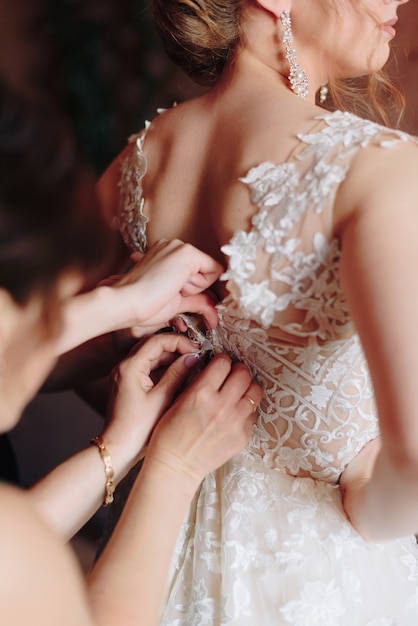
[118,111,418,625]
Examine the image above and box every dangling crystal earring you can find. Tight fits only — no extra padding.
[319,83,328,104]
[280,11,309,99]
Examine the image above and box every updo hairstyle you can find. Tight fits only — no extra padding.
[150,0,242,86]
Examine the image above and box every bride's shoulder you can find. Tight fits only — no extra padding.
[315,110,418,148]
[332,116,418,235]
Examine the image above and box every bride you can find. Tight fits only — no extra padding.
[98,0,418,623]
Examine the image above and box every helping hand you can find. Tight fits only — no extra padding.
[101,239,224,335]
[145,354,264,490]
[102,332,203,475]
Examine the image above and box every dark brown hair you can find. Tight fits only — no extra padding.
[0,83,115,313]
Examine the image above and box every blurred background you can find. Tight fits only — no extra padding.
[1,0,418,571]
[0,0,203,175]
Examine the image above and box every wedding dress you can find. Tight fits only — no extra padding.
[118,110,418,625]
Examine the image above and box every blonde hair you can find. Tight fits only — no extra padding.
[150,0,242,86]
[321,72,405,128]
[317,0,405,127]
[150,0,404,127]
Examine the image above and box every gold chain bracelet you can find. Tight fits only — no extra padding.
[90,436,115,506]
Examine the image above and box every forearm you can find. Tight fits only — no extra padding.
[57,286,135,356]
[28,447,105,541]
[28,442,144,542]
[344,448,418,542]
[87,457,198,626]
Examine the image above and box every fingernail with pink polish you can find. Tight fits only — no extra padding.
[184,353,200,368]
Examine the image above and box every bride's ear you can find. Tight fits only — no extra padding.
[255,0,291,19]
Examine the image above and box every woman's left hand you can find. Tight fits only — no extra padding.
[101,332,202,476]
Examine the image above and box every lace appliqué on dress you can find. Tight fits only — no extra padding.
[118,110,416,483]
[118,125,149,254]
[118,109,418,626]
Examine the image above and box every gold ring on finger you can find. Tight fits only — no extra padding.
[243,394,257,412]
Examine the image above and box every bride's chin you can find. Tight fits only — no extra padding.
[340,57,390,81]
[372,45,391,71]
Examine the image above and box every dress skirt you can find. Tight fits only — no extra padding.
[161,453,418,626]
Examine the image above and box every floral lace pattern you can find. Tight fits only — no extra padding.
[118,110,418,624]
[118,122,150,254]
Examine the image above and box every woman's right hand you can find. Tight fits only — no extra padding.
[99,239,224,335]
[144,354,264,491]
[88,353,262,626]
[104,333,262,485]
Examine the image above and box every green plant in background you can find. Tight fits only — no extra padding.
[44,0,197,175]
